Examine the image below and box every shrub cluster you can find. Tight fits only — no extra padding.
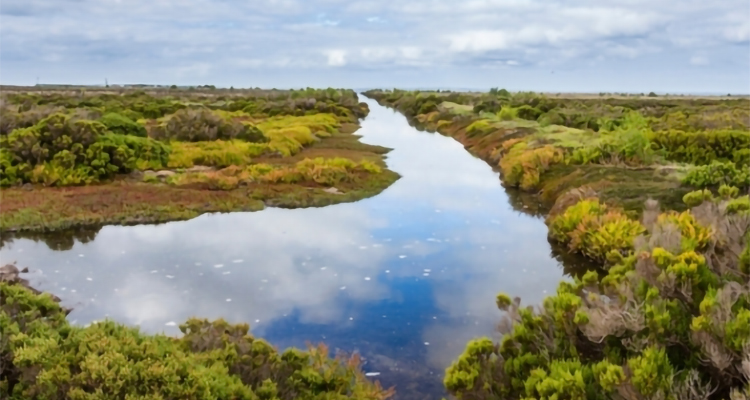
[650,129,750,166]
[3,88,370,123]
[683,161,750,189]
[445,193,750,400]
[499,142,564,190]
[98,112,148,137]
[150,108,266,143]
[0,114,170,186]
[0,278,392,399]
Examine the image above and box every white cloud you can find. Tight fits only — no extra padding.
[366,16,386,23]
[325,49,347,66]
[0,0,747,90]
[724,21,750,43]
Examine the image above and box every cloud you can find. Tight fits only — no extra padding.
[325,49,347,66]
[0,0,747,91]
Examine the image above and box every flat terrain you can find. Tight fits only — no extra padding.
[0,88,400,231]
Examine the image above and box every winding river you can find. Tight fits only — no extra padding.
[0,100,574,399]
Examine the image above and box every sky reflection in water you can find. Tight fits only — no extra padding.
[0,101,568,399]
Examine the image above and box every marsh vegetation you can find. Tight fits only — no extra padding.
[0,88,398,232]
[365,89,750,399]
[2,87,749,399]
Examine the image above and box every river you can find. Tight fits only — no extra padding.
[0,100,572,399]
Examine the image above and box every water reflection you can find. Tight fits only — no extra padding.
[0,101,571,399]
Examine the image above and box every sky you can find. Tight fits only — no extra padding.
[1,0,749,93]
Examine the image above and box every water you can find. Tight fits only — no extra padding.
[0,101,571,399]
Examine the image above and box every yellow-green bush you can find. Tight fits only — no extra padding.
[650,129,750,166]
[549,198,644,261]
[168,158,382,190]
[0,114,170,186]
[683,161,750,188]
[465,120,493,137]
[499,142,564,190]
[256,114,339,157]
[497,106,518,121]
[0,282,392,399]
[266,126,317,157]
[99,112,147,137]
[445,196,750,400]
[167,140,267,169]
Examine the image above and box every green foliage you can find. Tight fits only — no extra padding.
[516,105,543,121]
[364,89,750,400]
[150,108,266,142]
[683,161,750,188]
[446,196,750,400]
[499,142,564,190]
[418,101,438,114]
[99,112,147,137]
[0,282,392,400]
[466,120,493,137]
[168,157,382,189]
[740,239,750,274]
[498,107,518,121]
[548,198,645,262]
[0,113,171,186]
[0,114,168,186]
[650,129,750,166]
[682,189,714,207]
[167,140,266,169]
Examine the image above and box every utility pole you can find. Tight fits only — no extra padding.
[105,78,109,88]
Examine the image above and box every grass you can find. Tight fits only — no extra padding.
[1,119,399,232]
[166,157,383,190]
[367,92,721,215]
[0,183,264,232]
[0,167,399,232]
[166,140,267,169]
[1,101,401,232]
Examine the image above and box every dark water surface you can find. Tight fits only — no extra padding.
[0,101,571,399]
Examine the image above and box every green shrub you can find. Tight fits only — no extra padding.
[446,197,750,400]
[150,108,266,142]
[683,161,750,188]
[516,105,543,121]
[537,110,566,126]
[0,114,170,186]
[0,282,393,400]
[650,129,750,166]
[683,189,714,207]
[418,101,438,114]
[497,106,518,121]
[99,112,147,137]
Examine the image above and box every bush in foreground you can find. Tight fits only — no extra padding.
[445,192,750,399]
[0,277,393,399]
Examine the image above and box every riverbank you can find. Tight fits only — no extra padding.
[0,88,400,232]
[364,89,750,399]
[364,90,749,214]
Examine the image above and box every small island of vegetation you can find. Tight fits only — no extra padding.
[0,86,399,232]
